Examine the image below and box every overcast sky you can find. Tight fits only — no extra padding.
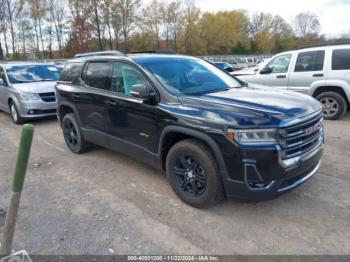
[192,0,350,38]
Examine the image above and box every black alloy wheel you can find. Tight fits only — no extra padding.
[166,138,224,208]
[173,155,207,197]
[62,113,90,153]
[64,120,79,151]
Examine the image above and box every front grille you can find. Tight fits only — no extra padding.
[278,112,323,160]
[39,92,56,102]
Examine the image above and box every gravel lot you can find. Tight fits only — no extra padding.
[0,111,350,255]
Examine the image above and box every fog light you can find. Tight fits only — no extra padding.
[28,110,34,115]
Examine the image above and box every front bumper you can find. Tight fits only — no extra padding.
[17,100,57,118]
[223,137,323,202]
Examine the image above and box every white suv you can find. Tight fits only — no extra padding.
[237,44,350,120]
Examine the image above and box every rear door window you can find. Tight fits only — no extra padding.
[83,62,112,90]
[294,50,325,72]
[332,49,350,70]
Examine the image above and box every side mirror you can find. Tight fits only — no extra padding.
[241,80,248,87]
[0,79,4,86]
[260,67,272,74]
[130,84,154,100]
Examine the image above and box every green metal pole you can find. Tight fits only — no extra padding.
[0,124,34,256]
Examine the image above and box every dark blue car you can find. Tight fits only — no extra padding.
[56,53,324,208]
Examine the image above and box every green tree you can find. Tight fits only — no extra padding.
[142,0,162,49]
[199,10,250,55]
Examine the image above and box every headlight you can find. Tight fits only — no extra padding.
[18,92,41,101]
[227,128,277,145]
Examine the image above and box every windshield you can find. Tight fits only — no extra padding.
[215,62,232,70]
[136,57,241,95]
[6,65,60,84]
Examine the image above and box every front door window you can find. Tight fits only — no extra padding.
[266,54,292,73]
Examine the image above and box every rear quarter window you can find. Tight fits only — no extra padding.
[59,62,83,82]
[332,49,350,70]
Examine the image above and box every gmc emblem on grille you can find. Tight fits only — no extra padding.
[305,122,321,135]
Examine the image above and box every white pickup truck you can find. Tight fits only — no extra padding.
[236,44,350,120]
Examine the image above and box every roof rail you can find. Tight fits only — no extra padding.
[300,41,350,49]
[128,50,177,54]
[74,50,126,58]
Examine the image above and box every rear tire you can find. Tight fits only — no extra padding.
[9,101,24,125]
[316,92,347,120]
[62,113,90,153]
[166,138,224,208]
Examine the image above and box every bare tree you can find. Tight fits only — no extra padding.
[115,0,140,52]
[0,0,6,59]
[164,0,183,50]
[142,0,162,49]
[45,11,54,57]
[294,12,320,38]
[250,12,274,38]
[17,8,33,56]
[48,0,66,55]
[4,0,24,56]
[28,0,47,58]
[101,0,113,50]
[90,0,103,50]
[111,2,122,49]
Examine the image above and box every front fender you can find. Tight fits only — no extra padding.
[7,93,21,113]
[158,125,230,182]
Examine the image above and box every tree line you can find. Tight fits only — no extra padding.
[0,0,349,59]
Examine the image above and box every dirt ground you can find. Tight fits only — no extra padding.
[0,111,349,255]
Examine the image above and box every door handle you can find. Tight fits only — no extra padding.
[313,73,324,77]
[105,99,117,106]
[276,75,286,79]
[73,93,80,99]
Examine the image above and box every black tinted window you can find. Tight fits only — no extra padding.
[84,62,112,90]
[332,49,350,70]
[295,50,325,72]
[60,62,83,82]
[0,67,7,85]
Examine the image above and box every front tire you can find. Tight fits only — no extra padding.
[9,101,24,125]
[166,139,224,208]
[62,113,90,153]
[316,92,347,120]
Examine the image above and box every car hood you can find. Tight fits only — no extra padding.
[12,81,57,93]
[177,84,322,128]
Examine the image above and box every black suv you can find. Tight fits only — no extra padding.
[56,53,324,208]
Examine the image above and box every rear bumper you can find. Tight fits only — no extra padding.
[223,139,323,202]
[17,100,57,118]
